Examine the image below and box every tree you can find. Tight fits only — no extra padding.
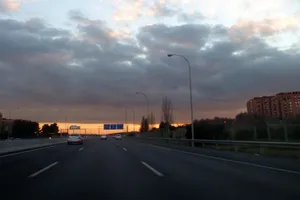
[148,112,156,130]
[140,116,145,132]
[12,120,39,138]
[42,124,51,136]
[150,127,157,131]
[140,116,149,132]
[161,96,173,130]
[185,120,227,140]
[144,118,149,132]
[159,121,166,129]
[50,123,59,134]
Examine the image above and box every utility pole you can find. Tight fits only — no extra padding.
[64,116,67,135]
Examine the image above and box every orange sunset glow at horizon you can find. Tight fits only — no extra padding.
[39,122,186,134]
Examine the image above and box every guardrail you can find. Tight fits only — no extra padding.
[145,137,300,154]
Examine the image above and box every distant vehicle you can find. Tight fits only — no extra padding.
[115,134,122,140]
[67,134,83,145]
[100,135,108,140]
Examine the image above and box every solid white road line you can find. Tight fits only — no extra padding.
[147,144,300,175]
[79,147,84,151]
[28,162,59,178]
[0,144,62,158]
[123,148,127,151]
[141,161,164,177]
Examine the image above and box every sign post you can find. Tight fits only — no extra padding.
[69,125,80,134]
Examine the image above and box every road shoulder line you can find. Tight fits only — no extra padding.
[147,144,300,175]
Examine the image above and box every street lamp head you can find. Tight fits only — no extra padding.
[167,54,173,57]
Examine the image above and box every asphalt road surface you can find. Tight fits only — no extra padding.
[1,136,300,200]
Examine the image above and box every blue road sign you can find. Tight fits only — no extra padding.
[117,124,124,130]
[110,124,117,130]
[104,124,111,130]
[104,124,123,130]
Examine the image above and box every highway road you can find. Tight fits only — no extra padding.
[1,136,300,200]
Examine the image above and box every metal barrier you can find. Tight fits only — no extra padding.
[145,137,300,154]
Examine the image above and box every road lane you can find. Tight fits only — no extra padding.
[2,136,300,200]
[0,141,80,189]
[119,138,300,200]
[7,138,187,200]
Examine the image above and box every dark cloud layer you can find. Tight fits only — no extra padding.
[0,10,299,123]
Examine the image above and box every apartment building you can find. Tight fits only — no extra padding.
[270,96,281,117]
[276,92,300,117]
[247,96,272,116]
[247,98,259,115]
[0,112,2,134]
[247,91,300,118]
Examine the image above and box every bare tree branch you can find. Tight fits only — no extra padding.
[149,112,156,129]
[161,96,173,124]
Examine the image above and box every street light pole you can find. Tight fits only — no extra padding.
[126,106,135,132]
[167,54,195,146]
[136,92,149,120]
[8,107,19,119]
[98,126,101,134]
[64,116,68,135]
[132,108,135,132]
[7,108,19,139]
[125,107,128,133]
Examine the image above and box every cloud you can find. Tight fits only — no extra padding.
[151,1,180,17]
[0,0,20,11]
[112,0,152,21]
[0,10,299,123]
[69,10,131,42]
[0,0,38,12]
[112,0,181,21]
[178,11,204,23]
[229,15,300,40]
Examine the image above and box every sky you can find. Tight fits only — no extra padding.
[0,0,300,128]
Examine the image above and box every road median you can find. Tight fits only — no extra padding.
[0,138,66,156]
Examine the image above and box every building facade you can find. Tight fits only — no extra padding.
[247,98,261,115]
[247,91,300,118]
[247,96,272,116]
[0,112,2,134]
[0,112,14,138]
[270,96,281,117]
[276,92,300,118]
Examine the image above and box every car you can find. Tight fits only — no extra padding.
[100,135,108,140]
[115,134,122,140]
[67,134,83,145]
